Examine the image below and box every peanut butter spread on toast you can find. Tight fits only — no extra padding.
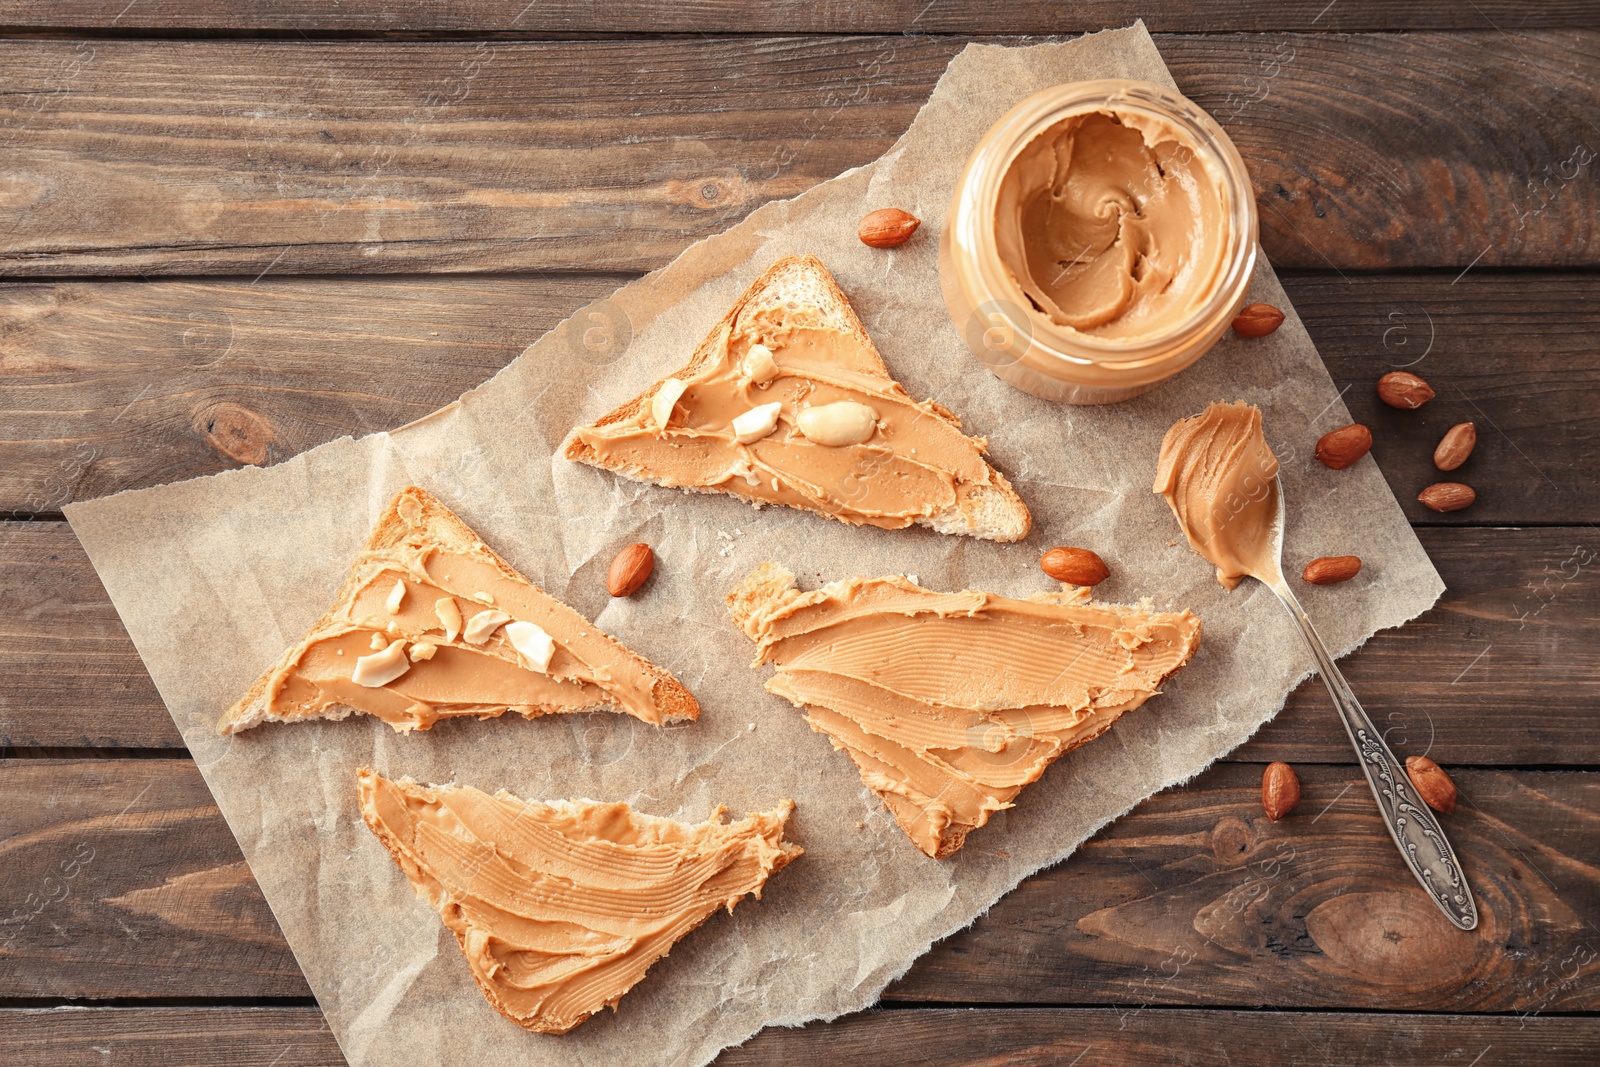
[218,487,697,734]
[357,769,800,1034]
[565,255,1030,542]
[728,564,1201,858]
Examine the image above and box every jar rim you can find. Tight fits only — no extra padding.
[950,79,1259,368]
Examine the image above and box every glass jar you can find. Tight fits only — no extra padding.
[940,80,1259,404]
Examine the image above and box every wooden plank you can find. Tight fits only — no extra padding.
[0,1009,341,1067]
[4,522,1596,763]
[1262,525,1600,765]
[0,275,626,514]
[1291,271,1600,528]
[0,34,1596,276]
[735,1007,1600,1064]
[3,760,1597,1009]
[0,760,305,999]
[4,2,1600,34]
[2,1006,1597,1067]
[0,521,174,749]
[2,272,1596,522]
[888,764,1600,1010]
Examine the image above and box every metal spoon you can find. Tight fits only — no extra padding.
[1250,474,1478,931]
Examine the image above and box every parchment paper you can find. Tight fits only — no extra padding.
[65,24,1442,1067]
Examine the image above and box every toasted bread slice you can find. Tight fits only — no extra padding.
[357,768,801,1034]
[564,255,1030,542]
[218,487,698,735]
[728,563,1200,858]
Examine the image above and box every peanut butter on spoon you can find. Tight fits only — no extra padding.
[1152,400,1281,589]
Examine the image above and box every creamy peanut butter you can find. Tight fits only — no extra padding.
[357,769,800,1034]
[729,563,1201,858]
[995,109,1230,340]
[572,316,1008,530]
[1153,400,1281,589]
[219,487,697,734]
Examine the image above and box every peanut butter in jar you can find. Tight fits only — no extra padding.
[940,80,1259,404]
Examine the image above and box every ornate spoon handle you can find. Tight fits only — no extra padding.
[1264,578,1478,930]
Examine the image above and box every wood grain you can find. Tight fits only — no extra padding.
[1,34,1596,275]
[5,521,1596,762]
[1294,271,1600,527]
[0,520,170,748]
[3,272,1596,521]
[2,1005,1597,1067]
[887,764,1600,1011]
[1256,527,1600,765]
[0,760,303,999]
[0,1009,340,1067]
[0,275,626,513]
[4,2,1600,34]
[736,1007,1600,1065]
[3,760,1596,1010]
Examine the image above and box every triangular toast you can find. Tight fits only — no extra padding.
[357,768,801,1034]
[218,487,698,734]
[565,255,1030,541]
[728,564,1201,858]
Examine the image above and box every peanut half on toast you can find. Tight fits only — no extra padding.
[218,486,697,735]
[357,768,801,1034]
[564,254,1030,541]
[728,563,1201,858]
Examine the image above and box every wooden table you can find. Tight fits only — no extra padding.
[3,4,1598,1064]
